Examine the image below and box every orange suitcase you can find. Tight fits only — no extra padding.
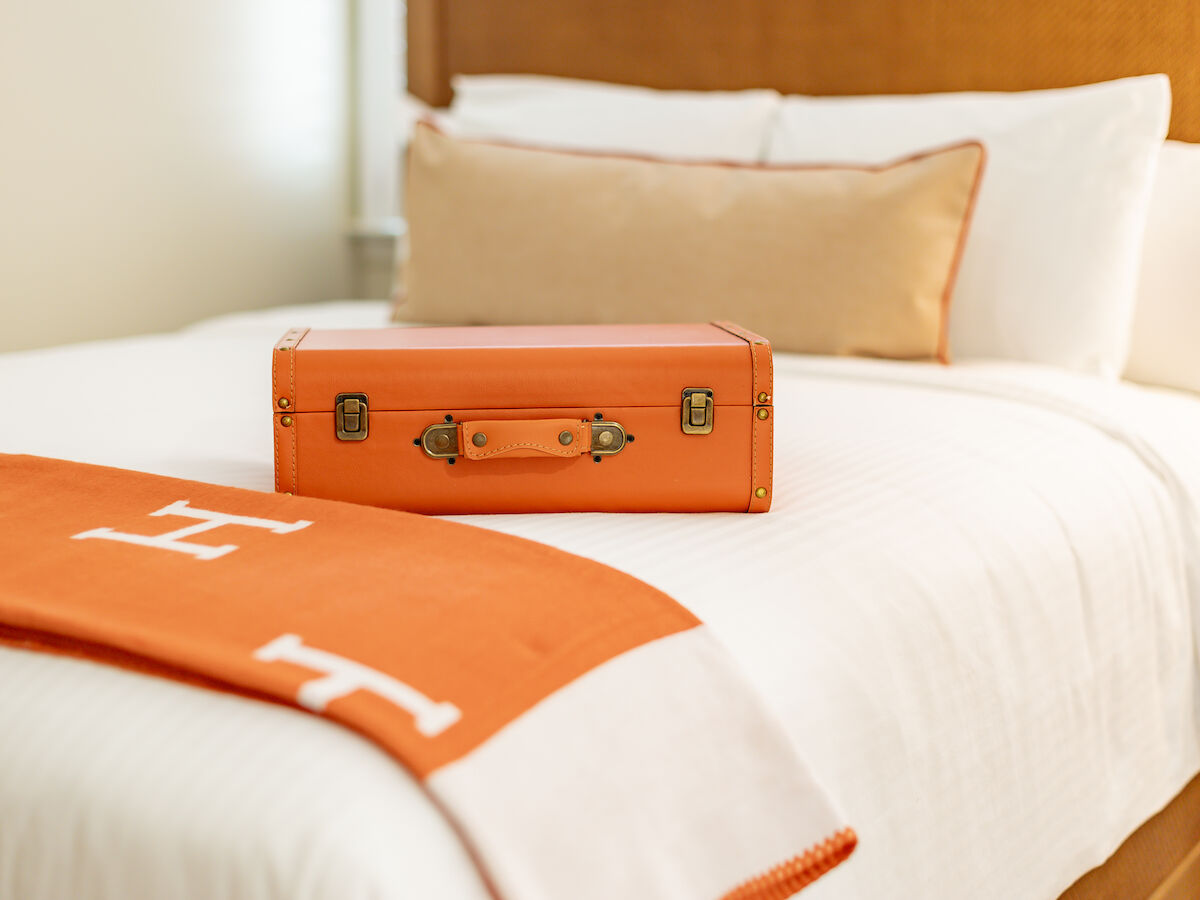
[272,321,773,514]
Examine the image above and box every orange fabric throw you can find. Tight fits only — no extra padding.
[0,453,693,776]
[0,454,854,899]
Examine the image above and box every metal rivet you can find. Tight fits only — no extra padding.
[278,398,290,408]
[280,416,292,427]
[755,487,767,499]
[472,432,488,447]
[756,408,769,420]
[278,346,289,352]
[756,392,769,403]
[558,430,574,446]
[597,430,614,447]
[434,434,450,450]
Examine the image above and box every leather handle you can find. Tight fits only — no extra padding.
[462,419,591,460]
[420,418,626,460]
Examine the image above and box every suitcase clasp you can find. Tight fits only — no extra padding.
[681,388,714,435]
[335,393,369,441]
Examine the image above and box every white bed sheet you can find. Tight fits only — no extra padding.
[2,301,1200,900]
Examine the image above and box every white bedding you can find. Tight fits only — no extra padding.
[2,300,1200,900]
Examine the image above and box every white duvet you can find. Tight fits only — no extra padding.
[2,301,1200,900]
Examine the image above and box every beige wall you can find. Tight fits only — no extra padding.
[351,234,401,301]
[0,1,357,352]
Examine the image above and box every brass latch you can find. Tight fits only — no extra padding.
[421,422,458,458]
[681,388,713,434]
[335,393,369,441]
[590,421,626,455]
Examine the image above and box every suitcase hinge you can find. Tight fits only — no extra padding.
[335,393,369,441]
[422,422,458,458]
[681,388,714,434]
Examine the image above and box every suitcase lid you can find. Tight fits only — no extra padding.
[274,322,768,413]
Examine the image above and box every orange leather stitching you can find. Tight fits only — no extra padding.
[285,338,295,494]
[271,328,307,495]
[762,342,774,512]
[711,322,772,512]
[470,442,573,458]
[748,340,758,512]
[461,420,587,460]
[288,340,297,493]
[272,339,280,493]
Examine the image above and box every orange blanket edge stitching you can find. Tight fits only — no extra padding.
[718,828,857,900]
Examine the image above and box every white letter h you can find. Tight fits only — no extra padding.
[72,499,312,560]
[254,634,462,737]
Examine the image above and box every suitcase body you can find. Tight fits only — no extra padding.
[272,321,773,514]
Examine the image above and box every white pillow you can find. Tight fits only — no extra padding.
[443,74,780,163]
[766,76,1171,376]
[1124,140,1200,393]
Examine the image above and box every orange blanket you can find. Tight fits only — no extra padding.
[0,454,854,899]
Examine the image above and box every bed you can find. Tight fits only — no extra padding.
[1,299,1200,900]
[5,0,1200,897]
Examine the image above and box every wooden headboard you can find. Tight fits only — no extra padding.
[407,0,1200,141]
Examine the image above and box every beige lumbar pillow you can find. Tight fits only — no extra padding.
[397,123,984,362]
